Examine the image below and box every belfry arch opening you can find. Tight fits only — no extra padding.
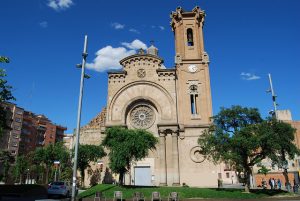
[187,28,194,46]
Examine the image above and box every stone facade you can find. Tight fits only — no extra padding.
[104,6,219,187]
[77,107,108,186]
[79,107,106,145]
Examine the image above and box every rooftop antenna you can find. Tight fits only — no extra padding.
[266,73,278,119]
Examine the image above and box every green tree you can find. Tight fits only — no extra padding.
[198,106,266,192]
[257,165,271,176]
[76,144,106,186]
[0,56,15,138]
[12,155,29,183]
[59,166,73,182]
[198,106,300,192]
[0,150,15,182]
[33,142,70,184]
[262,119,299,187]
[102,127,158,185]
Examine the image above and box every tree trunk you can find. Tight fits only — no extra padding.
[45,167,49,184]
[80,168,85,187]
[244,176,250,192]
[281,151,290,191]
[283,168,290,191]
[244,168,252,193]
[119,171,124,185]
[19,174,22,184]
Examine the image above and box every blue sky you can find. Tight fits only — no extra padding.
[1,0,299,133]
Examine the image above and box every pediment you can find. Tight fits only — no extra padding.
[120,54,164,71]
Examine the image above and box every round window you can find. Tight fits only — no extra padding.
[130,105,155,129]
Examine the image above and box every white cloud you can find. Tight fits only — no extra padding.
[47,0,73,11]
[129,28,140,34]
[159,26,165,30]
[151,25,165,31]
[121,39,147,50]
[241,72,261,80]
[86,39,147,72]
[39,21,48,28]
[111,22,125,30]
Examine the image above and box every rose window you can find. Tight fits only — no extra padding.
[130,105,155,129]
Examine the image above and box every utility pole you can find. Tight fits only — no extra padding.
[71,35,88,201]
[267,73,278,119]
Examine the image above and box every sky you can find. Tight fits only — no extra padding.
[1,0,300,133]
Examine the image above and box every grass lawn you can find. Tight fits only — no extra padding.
[78,184,293,199]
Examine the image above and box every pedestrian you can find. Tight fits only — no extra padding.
[262,178,267,189]
[271,178,275,189]
[269,178,272,189]
[293,179,298,193]
[277,179,282,190]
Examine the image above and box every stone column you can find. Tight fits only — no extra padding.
[172,132,180,186]
[159,132,167,186]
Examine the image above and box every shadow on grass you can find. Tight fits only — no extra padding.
[78,184,116,198]
[121,185,159,189]
[250,189,290,196]
[212,188,289,196]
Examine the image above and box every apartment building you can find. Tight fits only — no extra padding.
[0,102,24,156]
[0,102,67,156]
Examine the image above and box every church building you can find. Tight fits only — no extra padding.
[104,6,219,187]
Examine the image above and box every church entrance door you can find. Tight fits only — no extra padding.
[134,166,151,186]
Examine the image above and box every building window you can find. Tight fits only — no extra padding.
[226,172,230,178]
[187,28,194,46]
[15,118,22,123]
[218,173,222,179]
[22,129,30,135]
[189,85,198,115]
[14,126,21,131]
[16,110,23,115]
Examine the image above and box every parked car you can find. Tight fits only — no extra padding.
[48,181,71,197]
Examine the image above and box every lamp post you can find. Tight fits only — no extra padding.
[54,161,60,182]
[26,169,29,184]
[71,35,89,201]
[267,73,278,119]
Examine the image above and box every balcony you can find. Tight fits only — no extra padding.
[37,125,46,131]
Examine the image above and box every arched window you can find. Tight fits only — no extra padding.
[187,28,194,46]
[189,85,198,115]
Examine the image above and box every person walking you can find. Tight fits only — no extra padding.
[277,179,282,190]
[271,178,275,189]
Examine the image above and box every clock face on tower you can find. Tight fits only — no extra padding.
[188,64,198,73]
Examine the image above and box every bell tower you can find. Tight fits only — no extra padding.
[171,6,213,126]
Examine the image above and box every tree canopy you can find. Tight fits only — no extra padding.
[33,142,70,184]
[0,150,15,182]
[12,155,29,183]
[76,144,106,185]
[0,56,15,138]
[198,105,299,192]
[102,127,158,185]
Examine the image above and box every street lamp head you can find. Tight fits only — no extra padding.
[84,74,91,79]
[82,52,88,58]
[76,64,82,68]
